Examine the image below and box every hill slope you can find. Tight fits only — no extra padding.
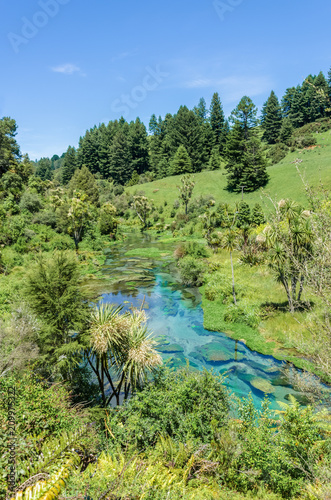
[126,131,331,210]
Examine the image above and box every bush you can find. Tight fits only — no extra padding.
[170,209,176,218]
[205,272,243,303]
[32,210,57,228]
[152,211,160,223]
[50,233,76,251]
[291,134,317,149]
[108,366,229,449]
[178,256,206,286]
[19,191,43,213]
[267,142,289,165]
[184,240,209,258]
[0,371,96,496]
[224,303,260,328]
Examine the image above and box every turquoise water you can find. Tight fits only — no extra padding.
[100,233,326,410]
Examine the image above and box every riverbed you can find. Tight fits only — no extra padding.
[98,231,327,410]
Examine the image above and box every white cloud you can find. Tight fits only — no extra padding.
[185,78,213,88]
[51,63,83,75]
[111,49,138,63]
[181,75,273,102]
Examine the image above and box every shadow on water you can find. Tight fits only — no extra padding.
[98,231,329,410]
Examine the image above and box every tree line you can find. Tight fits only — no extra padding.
[32,67,331,194]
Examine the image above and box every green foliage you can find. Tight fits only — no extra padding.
[67,191,94,250]
[267,142,289,165]
[62,145,77,184]
[226,98,269,193]
[261,91,282,144]
[278,117,293,144]
[98,202,118,236]
[178,175,195,215]
[132,195,153,228]
[183,240,210,259]
[19,191,43,213]
[84,304,162,406]
[24,251,88,378]
[204,271,244,303]
[0,371,94,496]
[35,157,52,181]
[170,144,193,175]
[210,92,227,153]
[68,166,99,205]
[208,146,222,170]
[178,255,206,286]
[108,366,229,449]
[224,303,260,328]
[251,203,265,226]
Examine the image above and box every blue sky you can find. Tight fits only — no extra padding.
[1,0,331,160]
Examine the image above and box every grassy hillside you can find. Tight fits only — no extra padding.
[126,130,331,210]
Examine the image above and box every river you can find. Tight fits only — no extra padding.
[97,231,327,410]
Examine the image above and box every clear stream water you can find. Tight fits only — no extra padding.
[99,232,327,411]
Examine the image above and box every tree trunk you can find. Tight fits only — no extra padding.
[297,275,305,302]
[230,251,237,305]
[282,276,294,313]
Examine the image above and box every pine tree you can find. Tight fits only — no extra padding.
[62,146,77,184]
[288,86,305,128]
[170,145,192,175]
[251,203,265,226]
[35,158,52,181]
[240,135,269,192]
[229,95,258,139]
[149,114,159,135]
[328,66,331,101]
[0,117,20,178]
[261,91,282,144]
[208,146,221,170]
[225,123,245,192]
[310,72,329,119]
[194,97,208,123]
[169,106,206,172]
[209,92,226,153]
[278,117,293,144]
[282,87,296,119]
[226,97,268,193]
[236,201,251,227]
[108,129,133,184]
[130,118,150,175]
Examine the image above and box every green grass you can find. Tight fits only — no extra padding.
[126,131,331,212]
[199,248,330,379]
[125,247,171,259]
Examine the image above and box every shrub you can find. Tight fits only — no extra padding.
[108,366,229,449]
[152,211,160,222]
[19,191,43,213]
[32,210,57,228]
[224,303,260,328]
[204,272,243,303]
[178,256,206,286]
[267,142,289,165]
[170,209,176,218]
[184,240,209,259]
[0,371,96,497]
[291,134,317,149]
[50,234,76,251]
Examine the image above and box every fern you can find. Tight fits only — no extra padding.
[10,455,79,500]
[10,425,91,499]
